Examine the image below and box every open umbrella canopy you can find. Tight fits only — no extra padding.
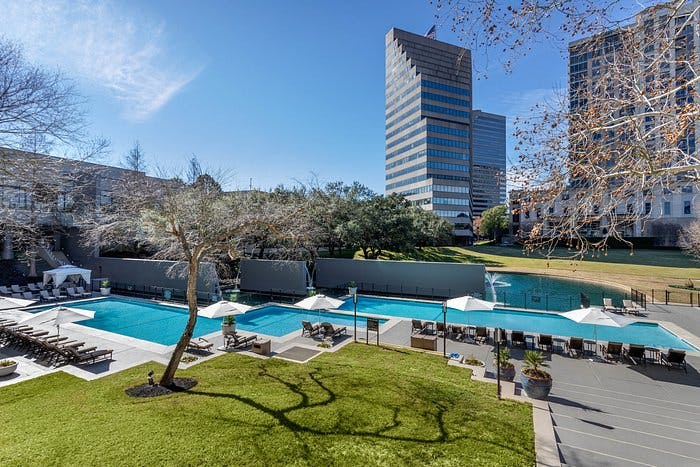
[0,296,36,310]
[446,295,495,311]
[560,307,634,327]
[294,294,344,310]
[198,301,252,319]
[20,306,95,329]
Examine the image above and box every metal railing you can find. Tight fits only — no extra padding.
[650,288,700,307]
[630,289,647,309]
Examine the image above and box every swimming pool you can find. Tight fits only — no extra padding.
[29,298,384,345]
[337,296,697,351]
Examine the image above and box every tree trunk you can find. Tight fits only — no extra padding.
[361,247,369,259]
[160,257,200,387]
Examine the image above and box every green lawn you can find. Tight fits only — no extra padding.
[0,344,534,466]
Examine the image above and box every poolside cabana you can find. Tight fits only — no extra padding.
[42,265,92,288]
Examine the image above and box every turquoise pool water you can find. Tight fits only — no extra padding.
[338,296,697,351]
[485,272,626,311]
[29,298,384,345]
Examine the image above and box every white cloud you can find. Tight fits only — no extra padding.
[0,0,201,121]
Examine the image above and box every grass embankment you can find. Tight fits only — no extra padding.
[0,344,534,466]
[361,246,700,297]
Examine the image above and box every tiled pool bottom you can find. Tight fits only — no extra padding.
[27,298,385,345]
[337,295,698,351]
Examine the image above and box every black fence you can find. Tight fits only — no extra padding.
[631,289,647,309]
[326,282,484,301]
[650,289,700,307]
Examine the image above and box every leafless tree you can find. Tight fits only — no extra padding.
[436,1,700,258]
[679,220,700,257]
[123,140,147,173]
[82,172,305,387]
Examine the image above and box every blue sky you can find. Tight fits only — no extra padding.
[1,0,566,192]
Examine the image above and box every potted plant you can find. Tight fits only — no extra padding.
[348,281,358,296]
[100,280,111,296]
[0,359,18,377]
[461,354,486,378]
[494,347,516,382]
[520,350,552,400]
[222,314,236,335]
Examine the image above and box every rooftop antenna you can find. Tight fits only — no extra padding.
[249,178,253,190]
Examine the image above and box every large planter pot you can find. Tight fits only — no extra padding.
[520,372,552,400]
[0,361,18,377]
[499,365,516,382]
[222,324,236,336]
[100,287,111,296]
[348,287,358,296]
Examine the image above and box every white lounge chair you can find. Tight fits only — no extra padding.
[27,283,41,292]
[622,299,644,315]
[22,291,37,301]
[602,298,619,313]
[11,285,23,294]
[40,290,57,302]
[75,287,92,298]
[0,286,11,295]
[11,293,23,299]
[66,288,81,299]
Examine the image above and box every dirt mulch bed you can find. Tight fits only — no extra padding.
[125,378,198,398]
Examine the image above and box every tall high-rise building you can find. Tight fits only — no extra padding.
[472,110,506,215]
[384,28,506,243]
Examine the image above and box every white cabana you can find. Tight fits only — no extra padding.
[42,265,92,288]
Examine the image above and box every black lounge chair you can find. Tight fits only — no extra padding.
[538,334,553,352]
[474,327,488,343]
[626,344,646,366]
[321,322,347,339]
[510,330,525,348]
[494,328,507,345]
[436,321,447,337]
[662,349,687,373]
[64,346,113,365]
[225,333,257,349]
[566,337,584,357]
[411,319,425,334]
[301,320,321,337]
[450,324,466,340]
[601,342,624,362]
[187,338,213,352]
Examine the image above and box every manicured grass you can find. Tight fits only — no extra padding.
[0,344,534,466]
[360,246,700,298]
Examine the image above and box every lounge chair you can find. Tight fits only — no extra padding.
[436,321,447,336]
[474,327,488,343]
[450,324,466,340]
[662,349,687,373]
[625,344,646,366]
[75,287,92,298]
[301,320,321,337]
[27,283,40,292]
[66,288,81,299]
[321,322,347,339]
[22,291,37,301]
[538,334,553,352]
[622,300,644,315]
[187,337,213,352]
[567,337,584,357]
[0,286,11,295]
[52,288,67,300]
[63,346,113,365]
[225,333,257,349]
[494,328,507,345]
[11,285,23,294]
[39,290,58,302]
[510,330,525,348]
[601,342,624,362]
[411,319,425,334]
[602,298,619,313]
[11,293,23,299]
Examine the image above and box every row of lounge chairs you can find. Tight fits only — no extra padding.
[301,321,347,339]
[4,287,92,302]
[412,319,495,344]
[223,332,258,350]
[603,298,645,315]
[0,318,113,366]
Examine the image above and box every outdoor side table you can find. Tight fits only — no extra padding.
[252,339,271,355]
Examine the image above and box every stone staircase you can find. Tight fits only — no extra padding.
[36,243,70,268]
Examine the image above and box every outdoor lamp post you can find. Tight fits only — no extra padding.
[353,292,358,343]
[442,301,447,358]
[496,327,501,400]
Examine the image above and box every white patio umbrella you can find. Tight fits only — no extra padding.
[197,301,252,319]
[446,295,495,328]
[294,294,345,324]
[0,296,36,310]
[20,306,95,337]
[560,306,634,342]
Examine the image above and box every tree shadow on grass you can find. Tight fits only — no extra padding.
[186,364,530,457]
[383,248,505,267]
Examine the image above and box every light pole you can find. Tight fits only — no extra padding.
[442,301,447,358]
[353,292,358,343]
[496,327,501,400]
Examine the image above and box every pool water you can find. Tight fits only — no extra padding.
[338,296,697,351]
[29,298,384,345]
[485,272,626,311]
